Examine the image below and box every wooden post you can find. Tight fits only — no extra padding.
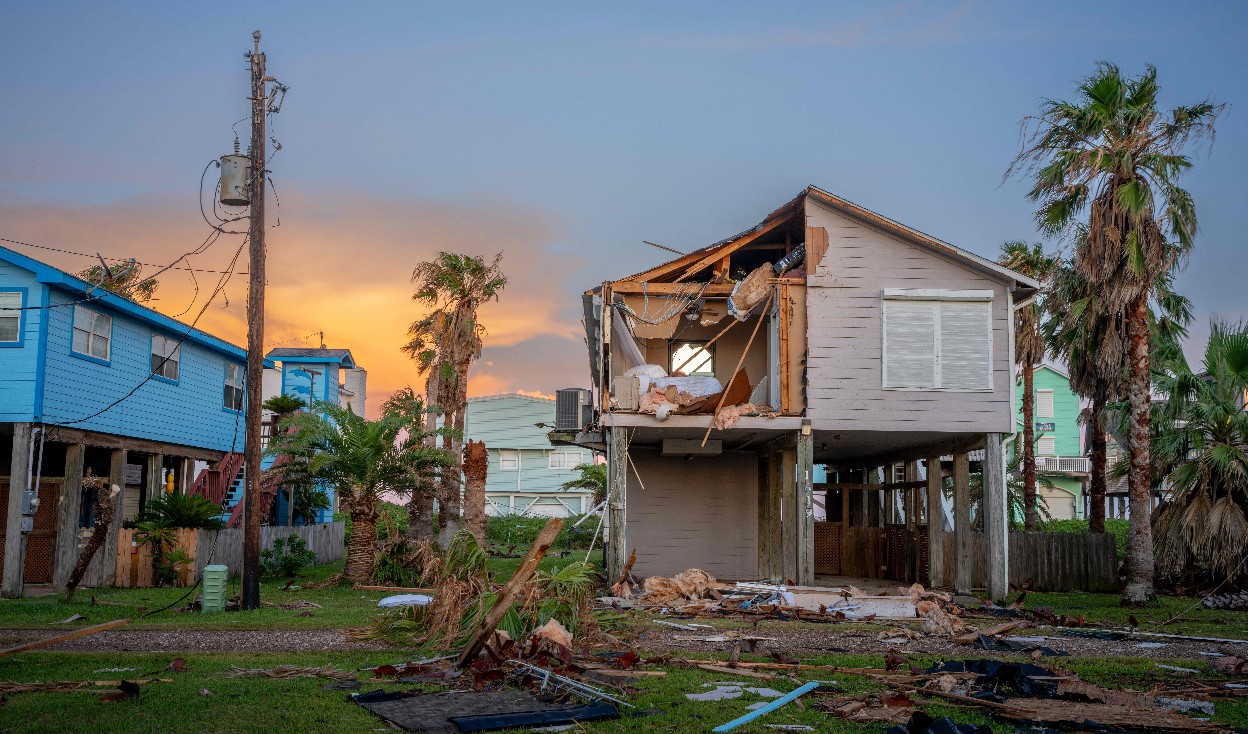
[53,443,86,590]
[953,451,971,595]
[796,423,814,585]
[984,434,1009,603]
[606,427,629,582]
[904,461,918,530]
[925,455,945,589]
[99,448,126,587]
[758,452,781,580]
[146,453,163,509]
[457,518,562,667]
[2,423,33,597]
[779,446,798,583]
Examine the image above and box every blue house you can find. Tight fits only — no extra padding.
[254,346,367,525]
[0,244,257,596]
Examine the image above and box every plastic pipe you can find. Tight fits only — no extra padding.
[711,680,820,732]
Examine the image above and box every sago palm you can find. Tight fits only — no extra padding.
[1011,63,1221,603]
[268,401,454,584]
[999,241,1055,530]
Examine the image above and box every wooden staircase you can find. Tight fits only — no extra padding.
[187,452,277,529]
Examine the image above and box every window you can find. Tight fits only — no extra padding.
[670,341,714,376]
[0,291,21,344]
[882,291,992,391]
[72,306,112,361]
[549,451,581,469]
[1037,436,1056,456]
[1036,389,1054,418]
[499,450,519,470]
[224,362,244,411]
[151,335,180,381]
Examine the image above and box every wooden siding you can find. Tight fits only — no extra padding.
[195,522,344,579]
[804,197,1013,433]
[39,290,247,452]
[0,266,43,422]
[464,394,557,450]
[626,449,758,580]
[1017,366,1082,457]
[940,530,1117,593]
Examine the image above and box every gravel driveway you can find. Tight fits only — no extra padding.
[0,628,389,653]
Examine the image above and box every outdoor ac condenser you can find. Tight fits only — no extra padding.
[555,388,592,432]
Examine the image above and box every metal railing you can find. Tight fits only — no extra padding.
[1035,456,1091,473]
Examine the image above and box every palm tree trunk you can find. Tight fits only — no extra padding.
[408,369,439,542]
[65,485,118,601]
[1123,295,1156,605]
[437,360,470,547]
[462,440,489,547]
[1089,395,1107,534]
[344,503,379,584]
[1022,363,1038,531]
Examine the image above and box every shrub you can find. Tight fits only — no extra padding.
[1039,517,1130,561]
[486,513,600,552]
[261,535,317,580]
[139,493,226,530]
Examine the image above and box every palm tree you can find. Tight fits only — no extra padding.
[403,252,507,547]
[999,241,1056,530]
[1149,321,1248,581]
[267,401,453,584]
[561,462,607,507]
[383,386,441,541]
[1011,63,1221,604]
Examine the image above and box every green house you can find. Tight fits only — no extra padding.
[1012,364,1089,520]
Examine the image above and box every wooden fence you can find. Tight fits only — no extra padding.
[112,522,345,587]
[941,530,1118,593]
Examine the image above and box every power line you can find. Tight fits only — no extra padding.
[0,236,249,275]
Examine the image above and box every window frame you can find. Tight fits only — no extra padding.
[150,334,181,383]
[548,450,582,470]
[668,340,715,377]
[70,305,112,364]
[1037,435,1057,456]
[223,361,245,413]
[1036,389,1055,418]
[498,450,520,471]
[881,289,994,392]
[0,288,26,347]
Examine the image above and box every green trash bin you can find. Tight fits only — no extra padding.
[202,565,228,613]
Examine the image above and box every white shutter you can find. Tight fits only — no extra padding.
[883,301,937,388]
[938,301,991,390]
[1036,390,1054,418]
[1037,436,1056,456]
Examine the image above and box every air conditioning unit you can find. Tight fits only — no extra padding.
[555,388,593,432]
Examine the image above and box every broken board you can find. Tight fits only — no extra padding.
[788,590,917,619]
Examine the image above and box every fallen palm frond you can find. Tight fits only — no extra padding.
[224,666,354,680]
[351,532,595,652]
[0,679,171,694]
[1204,496,1248,579]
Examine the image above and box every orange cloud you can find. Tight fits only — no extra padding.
[0,187,589,417]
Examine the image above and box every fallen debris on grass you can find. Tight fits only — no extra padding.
[224,665,355,681]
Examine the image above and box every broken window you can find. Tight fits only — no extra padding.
[670,341,714,376]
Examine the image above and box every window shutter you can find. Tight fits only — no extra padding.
[883,301,936,388]
[1037,436,1056,456]
[1036,390,1054,418]
[938,301,991,390]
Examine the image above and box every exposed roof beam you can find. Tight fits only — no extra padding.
[608,281,736,295]
[673,216,788,283]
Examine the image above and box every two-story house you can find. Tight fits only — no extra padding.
[0,244,256,597]
[465,394,595,517]
[1013,364,1089,520]
[252,347,368,526]
[579,186,1038,601]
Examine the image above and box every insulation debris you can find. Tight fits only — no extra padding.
[640,569,717,605]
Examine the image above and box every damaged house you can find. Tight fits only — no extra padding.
[578,186,1041,602]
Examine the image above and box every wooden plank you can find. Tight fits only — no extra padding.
[53,444,86,590]
[779,283,791,413]
[779,447,798,583]
[983,434,1008,603]
[0,618,131,658]
[608,281,736,296]
[925,456,945,588]
[796,428,814,585]
[952,452,971,595]
[457,518,563,668]
[674,217,789,283]
[40,426,225,462]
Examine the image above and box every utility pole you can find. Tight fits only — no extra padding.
[241,30,268,611]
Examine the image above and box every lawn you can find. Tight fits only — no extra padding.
[0,551,602,631]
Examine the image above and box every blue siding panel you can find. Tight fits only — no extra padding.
[39,290,248,452]
[0,265,43,422]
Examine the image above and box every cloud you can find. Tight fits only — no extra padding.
[0,186,583,417]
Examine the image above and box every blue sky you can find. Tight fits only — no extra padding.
[2,1,1245,403]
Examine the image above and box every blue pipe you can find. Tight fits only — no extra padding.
[711,680,821,732]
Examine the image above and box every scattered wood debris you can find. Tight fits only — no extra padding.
[224,665,355,681]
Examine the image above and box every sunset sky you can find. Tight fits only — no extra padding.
[3,2,1245,417]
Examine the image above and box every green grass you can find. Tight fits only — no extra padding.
[0,551,603,632]
[5,649,1247,734]
[1017,589,1248,638]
